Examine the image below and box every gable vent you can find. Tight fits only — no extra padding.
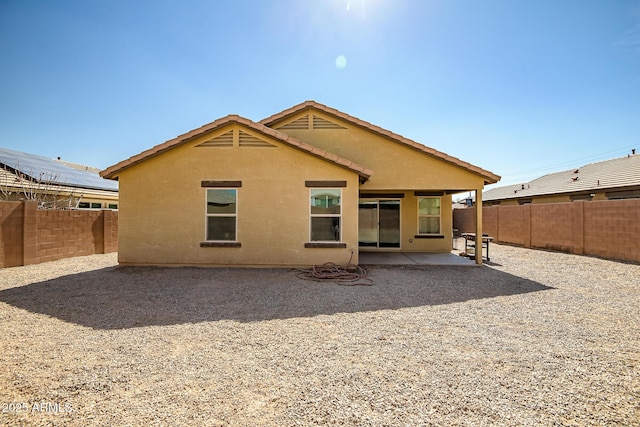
[278,115,310,130]
[239,130,275,147]
[197,130,234,147]
[313,115,346,129]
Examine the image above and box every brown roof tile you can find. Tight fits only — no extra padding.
[101,115,373,181]
[484,153,640,201]
[261,100,500,184]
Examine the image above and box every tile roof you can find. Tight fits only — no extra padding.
[0,147,118,192]
[483,153,640,201]
[260,100,500,185]
[100,115,373,181]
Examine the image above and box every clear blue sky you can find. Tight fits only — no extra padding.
[1,0,639,188]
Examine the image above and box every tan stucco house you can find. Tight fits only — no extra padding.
[101,101,499,266]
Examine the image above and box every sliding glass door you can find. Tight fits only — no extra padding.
[358,199,401,248]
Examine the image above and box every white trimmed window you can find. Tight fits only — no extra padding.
[418,197,441,235]
[78,202,102,209]
[205,189,237,241]
[310,189,341,241]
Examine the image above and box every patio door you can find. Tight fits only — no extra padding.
[358,199,401,248]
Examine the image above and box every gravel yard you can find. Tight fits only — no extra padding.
[1,245,638,426]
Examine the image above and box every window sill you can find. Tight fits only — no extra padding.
[200,242,241,248]
[414,234,445,239]
[304,242,347,249]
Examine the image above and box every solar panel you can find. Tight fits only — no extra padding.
[0,147,118,192]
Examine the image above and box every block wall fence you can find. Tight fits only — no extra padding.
[453,199,640,263]
[0,201,118,268]
[3,200,637,267]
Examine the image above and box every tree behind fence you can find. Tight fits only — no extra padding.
[1,164,81,210]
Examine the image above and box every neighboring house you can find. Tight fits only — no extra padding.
[101,101,499,266]
[0,147,118,209]
[483,152,640,206]
[452,193,475,209]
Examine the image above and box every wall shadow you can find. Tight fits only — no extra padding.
[0,265,553,330]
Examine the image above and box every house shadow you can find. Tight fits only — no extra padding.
[0,265,553,330]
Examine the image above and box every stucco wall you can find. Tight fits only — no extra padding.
[113,111,492,266]
[274,110,486,192]
[401,192,453,252]
[116,124,360,267]
[359,192,454,253]
[272,110,486,254]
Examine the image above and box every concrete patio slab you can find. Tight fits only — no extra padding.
[359,251,476,266]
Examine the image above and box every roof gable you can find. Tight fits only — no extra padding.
[100,115,372,181]
[261,100,500,184]
[274,113,347,131]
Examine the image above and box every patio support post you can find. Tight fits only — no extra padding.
[475,189,483,265]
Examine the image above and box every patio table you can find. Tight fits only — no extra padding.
[461,233,494,261]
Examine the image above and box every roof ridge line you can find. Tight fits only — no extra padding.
[260,101,499,184]
[101,115,372,180]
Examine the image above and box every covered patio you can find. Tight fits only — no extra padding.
[357,187,486,266]
[359,251,476,266]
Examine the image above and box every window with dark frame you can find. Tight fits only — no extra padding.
[205,189,237,241]
[310,189,341,241]
[77,202,102,209]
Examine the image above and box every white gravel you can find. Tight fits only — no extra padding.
[0,245,638,426]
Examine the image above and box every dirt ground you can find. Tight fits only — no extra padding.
[1,245,638,426]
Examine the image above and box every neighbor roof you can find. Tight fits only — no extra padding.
[260,100,500,185]
[100,115,373,181]
[0,147,118,192]
[483,153,640,201]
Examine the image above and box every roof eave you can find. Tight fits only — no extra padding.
[100,114,372,181]
[484,183,640,202]
[261,100,499,185]
[100,115,242,179]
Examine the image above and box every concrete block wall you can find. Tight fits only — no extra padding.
[530,203,575,252]
[0,201,25,268]
[103,210,118,253]
[583,199,639,263]
[452,208,476,236]
[0,201,118,268]
[482,207,498,238]
[453,199,640,263]
[495,205,527,246]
